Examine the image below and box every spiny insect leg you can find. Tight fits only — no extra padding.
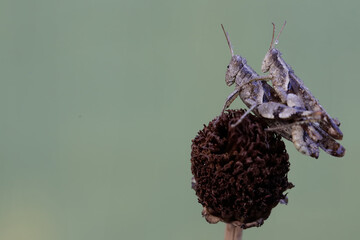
[256,102,322,122]
[237,75,274,89]
[266,119,319,132]
[267,123,319,158]
[230,104,257,128]
[319,115,343,140]
[319,135,345,157]
[222,88,240,114]
[314,125,345,157]
[248,75,274,83]
[269,122,344,157]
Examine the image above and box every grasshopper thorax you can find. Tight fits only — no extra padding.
[225,55,247,86]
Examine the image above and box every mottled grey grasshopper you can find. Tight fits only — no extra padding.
[258,22,343,143]
[220,25,332,158]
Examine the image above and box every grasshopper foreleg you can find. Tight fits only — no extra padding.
[237,75,274,90]
[222,88,240,115]
[230,104,258,128]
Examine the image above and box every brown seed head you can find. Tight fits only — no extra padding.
[191,110,294,226]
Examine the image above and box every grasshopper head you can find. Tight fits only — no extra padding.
[261,48,278,73]
[225,55,246,86]
[262,21,286,73]
[221,25,246,86]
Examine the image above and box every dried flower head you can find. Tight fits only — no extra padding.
[191,109,294,228]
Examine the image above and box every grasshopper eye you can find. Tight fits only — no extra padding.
[227,65,230,69]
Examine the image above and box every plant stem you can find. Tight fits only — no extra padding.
[224,223,243,240]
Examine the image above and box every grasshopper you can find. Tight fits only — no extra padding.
[220,25,345,158]
[221,25,321,158]
[257,22,343,142]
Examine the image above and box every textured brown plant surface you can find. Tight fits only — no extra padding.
[191,109,294,225]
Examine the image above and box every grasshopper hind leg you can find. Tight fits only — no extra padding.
[291,125,319,158]
[315,125,345,157]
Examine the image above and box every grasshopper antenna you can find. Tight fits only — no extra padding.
[221,24,234,56]
[274,21,287,47]
[269,23,276,51]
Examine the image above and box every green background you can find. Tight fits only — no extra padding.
[0,0,358,239]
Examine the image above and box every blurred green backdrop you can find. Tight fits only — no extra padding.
[0,0,359,239]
